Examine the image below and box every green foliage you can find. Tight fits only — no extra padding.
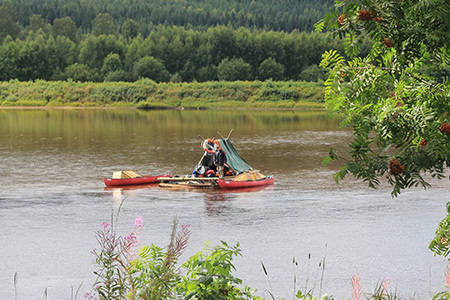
[432,292,450,300]
[294,291,333,300]
[104,70,128,82]
[299,65,327,82]
[26,14,48,33]
[78,35,125,71]
[319,0,450,197]
[65,63,93,82]
[0,0,20,41]
[130,220,191,299]
[258,58,285,81]
[429,202,450,258]
[218,58,253,81]
[90,221,133,300]
[102,53,123,74]
[52,16,78,43]
[92,13,116,36]
[178,241,258,300]
[0,22,346,82]
[6,0,334,35]
[0,80,324,109]
[121,19,140,41]
[133,56,170,82]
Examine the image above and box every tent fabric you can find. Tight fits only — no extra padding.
[218,138,252,174]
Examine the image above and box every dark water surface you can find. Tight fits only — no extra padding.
[0,109,448,299]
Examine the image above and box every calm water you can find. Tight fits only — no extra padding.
[0,109,448,299]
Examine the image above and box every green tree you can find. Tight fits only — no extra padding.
[197,64,218,82]
[121,19,140,41]
[318,0,450,197]
[79,35,125,71]
[180,60,197,82]
[18,34,53,80]
[124,35,145,71]
[52,16,78,43]
[206,26,237,65]
[26,14,48,33]
[133,56,170,82]
[102,53,123,74]
[298,64,327,82]
[258,57,285,81]
[65,63,93,82]
[0,38,20,80]
[217,57,252,81]
[92,13,115,36]
[0,0,20,42]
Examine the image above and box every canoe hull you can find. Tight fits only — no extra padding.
[217,176,274,189]
[104,172,171,187]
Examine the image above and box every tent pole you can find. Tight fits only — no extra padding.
[217,131,226,139]
[227,129,234,139]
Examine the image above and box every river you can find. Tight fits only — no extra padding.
[0,109,447,299]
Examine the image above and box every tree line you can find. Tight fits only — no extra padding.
[1,9,374,83]
[2,0,333,35]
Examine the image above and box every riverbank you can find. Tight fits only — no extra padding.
[0,79,325,110]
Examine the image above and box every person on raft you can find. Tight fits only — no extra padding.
[213,141,227,178]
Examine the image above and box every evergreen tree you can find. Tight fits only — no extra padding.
[121,19,140,41]
[52,16,78,43]
[92,13,115,36]
[0,0,20,42]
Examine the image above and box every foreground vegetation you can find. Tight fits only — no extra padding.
[0,80,325,109]
[80,216,450,300]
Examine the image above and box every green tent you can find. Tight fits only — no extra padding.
[218,138,252,174]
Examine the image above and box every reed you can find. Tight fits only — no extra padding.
[14,272,18,300]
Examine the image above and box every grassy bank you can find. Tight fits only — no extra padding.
[0,79,325,110]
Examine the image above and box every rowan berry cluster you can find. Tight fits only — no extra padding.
[383,38,394,48]
[419,139,427,150]
[440,122,450,134]
[389,158,405,176]
[338,14,346,27]
[358,10,375,21]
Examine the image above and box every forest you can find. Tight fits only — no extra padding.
[2,0,334,34]
[0,0,372,84]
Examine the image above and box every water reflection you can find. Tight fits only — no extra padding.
[204,185,275,216]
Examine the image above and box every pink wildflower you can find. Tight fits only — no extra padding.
[445,262,450,291]
[381,276,390,297]
[124,232,137,242]
[101,222,110,229]
[351,274,362,300]
[134,217,144,228]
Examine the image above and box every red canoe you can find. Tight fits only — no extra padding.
[104,172,171,187]
[217,175,274,189]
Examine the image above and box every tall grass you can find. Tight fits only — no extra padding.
[0,80,325,109]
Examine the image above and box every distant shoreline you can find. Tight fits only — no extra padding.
[0,80,325,110]
[0,105,325,110]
